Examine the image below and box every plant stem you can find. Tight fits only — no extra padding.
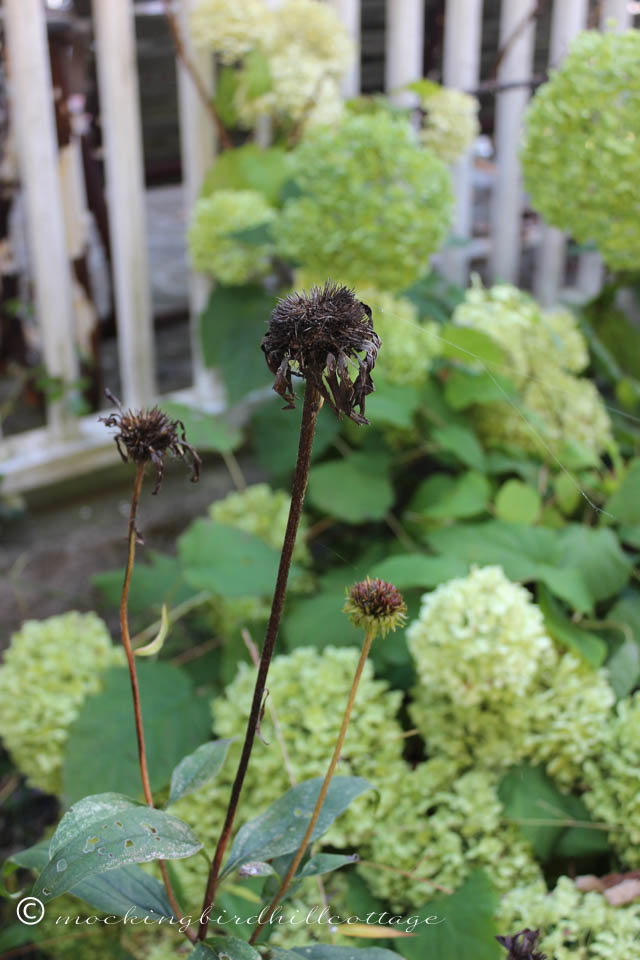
[197,385,323,941]
[121,464,194,941]
[249,627,374,945]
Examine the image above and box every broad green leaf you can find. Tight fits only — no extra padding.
[409,472,490,521]
[251,392,341,478]
[161,401,243,454]
[439,323,506,368]
[308,457,394,523]
[201,144,292,207]
[432,424,486,472]
[3,840,49,898]
[606,635,640,699]
[179,519,284,597]
[298,853,359,879]
[554,472,581,516]
[214,67,240,128]
[494,480,541,525]
[200,285,277,404]
[283,589,359,650]
[556,526,632,603]
[242,48,273,99]
[499,765,609,861]
[168,740,233,807]
[33,793,201,902]
[605,459,640,525]
[196,938,262,960]
[444,370,515,410]
[68,863,175,920]
[271,949,399,960]
[222,777,371,877]
[398,871,500,960]
[365,380,422,429]
[538,586,607,668]
[602,590,640,698]
[370,554,467,590]
[92,551,193,618]
[426,521,593,613]
[63,664,211,804]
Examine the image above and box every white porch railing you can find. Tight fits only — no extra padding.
[1,0,637,493]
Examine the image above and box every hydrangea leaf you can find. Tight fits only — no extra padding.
[63,664,211,804]
[201,145,293,207]
[160,402,242,454]
[251,392,341,479]
[179,519,286,597]
[556,526,632,603]
[444,369,515,410]
[432,424,486,472]
[222,777,371,877]
[307,457,394,523]
[33,794,201,902]
[168,740,233,807]
[439,323,506,368]
[398,870,501,960]
[605,459,640,526]
[538,586,607,668]
[494,480,541,525]
[199,285,277,404]
[92,551,193,619]
[364,380,422,429]
[409,472,491,522]
[370,554,468,590]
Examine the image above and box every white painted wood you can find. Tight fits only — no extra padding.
[176,0,222,403]
[329,0,361,97]
[4,0,78,436]
[385,0,425,106]
[533,0,588,306]
[489,0,537,283]
[575,251,605,299]
[601,0,633,30]
[440,0,483,286]
[92,0,155,408]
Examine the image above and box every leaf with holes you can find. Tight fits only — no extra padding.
[168,740,233,807]
[32,793,201,903]
[222,777,371,878]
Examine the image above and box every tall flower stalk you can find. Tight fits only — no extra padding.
[198,281,380,941]
[249,577,406,944]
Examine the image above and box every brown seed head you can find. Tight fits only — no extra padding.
[261,280,380,424]
[343,576,407,638]
[496,929,547,960]
[100,389,201,495]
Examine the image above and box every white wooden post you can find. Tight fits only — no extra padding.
[533,0,588,306]
[601,0,633,29]
[385,0,425,106]
[92,0,155,408]
[489,0,536,283]
[4,0,79,436]
[176,0,222,403]
[329,0,361,97]
[440,0,483,286]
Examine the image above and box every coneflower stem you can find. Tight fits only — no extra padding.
[249,627,374,945]
[198,385,323,941]
[121,463,194,940]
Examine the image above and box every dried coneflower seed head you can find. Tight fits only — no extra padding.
[100,389,201,495]
[343,577,407,638]
[261,280,381,425]
[496,929,547,960]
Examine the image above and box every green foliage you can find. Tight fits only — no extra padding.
[275,114,453,292]
[522,29,640,271]
[307,455,394,523]
[167,739,232,807]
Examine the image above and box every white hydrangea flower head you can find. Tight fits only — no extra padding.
[498,877,640,959]
[189,0,275,63]
[408,566,553,707]
[583,692,640,866]
[522,29,640,272]
[358,760,542,910]
[171,646,406,906]
[187,189,276,285]
[418,83,480,164]
[0,612,123,794]
[210,482,310,565]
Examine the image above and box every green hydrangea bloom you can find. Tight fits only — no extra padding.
[171,646,406,906]
[275,114,453,292]
[190,0,274,64]
[235,0,352,129]
[522,30,640,272]
[358,760,542,911]
[0,612,123,794]
[498,877,640,959]
[583,692,640,867]
[187,189,276,285]
[354,287,441,386]
[418,83,480,165]
[451,282,612,459]
[408,567,614,786]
